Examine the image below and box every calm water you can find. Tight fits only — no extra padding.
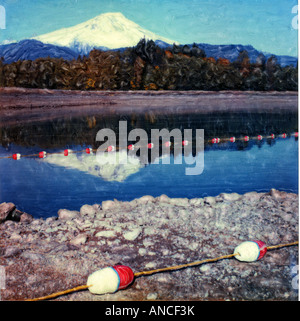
[0,110,298,218]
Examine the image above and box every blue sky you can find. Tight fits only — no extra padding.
[0,0,298,56]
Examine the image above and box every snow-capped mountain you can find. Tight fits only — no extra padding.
[0,12,296,67]
[32,12,177,53]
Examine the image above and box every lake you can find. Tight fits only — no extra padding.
[0,105,298,218]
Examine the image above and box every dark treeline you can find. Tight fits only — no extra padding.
[0,39,298,91]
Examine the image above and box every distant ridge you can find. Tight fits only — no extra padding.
[0,39,78,64]
[190,43,297,67]
[0,39,297,68]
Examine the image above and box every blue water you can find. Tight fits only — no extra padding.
[0,137,297,218]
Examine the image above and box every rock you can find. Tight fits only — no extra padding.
[123,228,142,241]
[169,198,189,207]
[101,200,117,211]
[157,194,170,203]
[92,204,101,211]
[20,252,46,262]
[0,202,16,223]
[243,191,261,202]
[217,193,241,202]
[20,212,34,224]
[138,248,147,256]
[200,265,210,273]
[189,198,204,206]
[269,188,287,200]
[9,209,24,222]
[10,232,22,240]
[137,195,155,204]
[1,247,22,258]
[129,199,138,207]
[144,227,157,236]
[95,230,116,238]
[80,204,97,216]
[204,196,216,206]
[145,262,156,269]
[58,209,79,220]
[70,233,87,246]
[147,293,158,300]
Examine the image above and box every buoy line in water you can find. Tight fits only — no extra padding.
[25,240,298,301]
[0,132,298,160]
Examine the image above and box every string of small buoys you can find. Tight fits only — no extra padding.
[25,240,298,301]
[0,132,298,161]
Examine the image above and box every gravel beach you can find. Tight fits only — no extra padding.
[0,189,298,301]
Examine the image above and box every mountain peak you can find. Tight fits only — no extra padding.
[32,12,177,50]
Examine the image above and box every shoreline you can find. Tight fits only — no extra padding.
[0,87,298,126]
[0,189,298,301]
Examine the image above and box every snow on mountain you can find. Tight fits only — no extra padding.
[32,12,177,52]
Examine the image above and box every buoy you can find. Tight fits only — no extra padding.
[64,149,71,156]
[182,140,189,146]
[128,144,135,151]
[148,143,154,149]
[86,148,93,154]
[230,137,235,143]
[164,141,171,147]
[271,134,275,139]
[212,138,220,144]
[257,135,262,140]
[234,240,267,262]
[39,151,47,159]
[282,133,287,138]
[107,145,115,152]
[244,136,249,142]
[87,265,134,295]
[12,153,21,160]
[295,132,298,137]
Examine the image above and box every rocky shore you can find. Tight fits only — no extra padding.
[0,189,298,301]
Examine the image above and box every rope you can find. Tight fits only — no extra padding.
[25,284,90,301]
[0,132,297,160]
[23,240,298,301]
[134,253,238,277]
[266,240,299,251]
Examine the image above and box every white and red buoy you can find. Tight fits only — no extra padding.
[182,140,189,146]
[39,151,47,159]
[87,265,134,295]
[64,149,71,156]
[128,144,135,151]
[12,153,21,160]
[257,135,263,141]
[244,136,249,142]
[86,148,93,154]
[271,134,275,139]
[107,145,115,152]
[148,143,154,149]
[234,240,267,262]
[230,137,235,143]
[282,133,287,138]
[164,141,172,147]
[212,138,220,144]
